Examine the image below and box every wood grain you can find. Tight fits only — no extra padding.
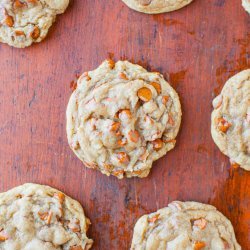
[0,0,249,249]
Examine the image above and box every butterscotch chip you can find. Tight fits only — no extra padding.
[38,211,49,221]
[211,70,250,171]
[4,15,14,27]
[119,72,128,80]
[116,152,130,164]
[122,0,193,14]
[0,183,93,250]
[112,170,124,177]
[0,233,8,242]
[137,87,152,102]
[13,0,27,8]
[150,81,161,94]
[110,121,120,132]
[14,30,25,36]
[162,95,169,105]
[103,163,114,171]
[217,117,231,133]
[30,26,40,39]
[54,192,65,204]
[67,60,182,179]
[70,246,84,250]
[128,130,140,143]
[118,138,127,146]
[151,138,163,150]
[0,0,69,48]
[194,241,206,250]
[131,201,241,250]
[147,214,159,223]
[107,59,115,69]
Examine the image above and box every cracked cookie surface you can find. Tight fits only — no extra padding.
[0,0,69,48]
[242,0,250,13]
[131,201,241,250]
[122,0,193,14]
[211,70,250,171]
[66,60,182,179]
[0,183,93,250]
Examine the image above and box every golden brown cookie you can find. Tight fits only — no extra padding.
[66,60,182,179]
[0,183,93,250]
[0,0,69,48]
[211,70,250,171]
[131,201,241,250]
[122,0,193,14]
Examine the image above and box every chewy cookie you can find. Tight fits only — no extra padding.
[0,183,93,250]
[211,70,250,171]
[0,0,69,48]
[242,0,250,13]
[122,0,193,14]
[67,60,182,179]
[131,201,241,250]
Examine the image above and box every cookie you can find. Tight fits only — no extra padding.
[122,0,193,14]
[131,201,241,250]
[242,0,250,14]
[0,183,93,250]
[211,70,250,171]
[66,60,182,179]
[0,0,69,48]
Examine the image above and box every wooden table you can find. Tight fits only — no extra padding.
[0,0,249,249]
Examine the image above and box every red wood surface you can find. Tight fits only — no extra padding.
[0,0,249,249]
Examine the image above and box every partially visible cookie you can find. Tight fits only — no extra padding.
[242,0,250,14]
[0,0,69,48]
[122,0,193,14]
[0,183,93,250]
[66,60,182,179]
[211,70,250,171]
[131,201,241,250]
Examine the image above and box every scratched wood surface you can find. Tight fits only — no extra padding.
[0,0,249,249]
